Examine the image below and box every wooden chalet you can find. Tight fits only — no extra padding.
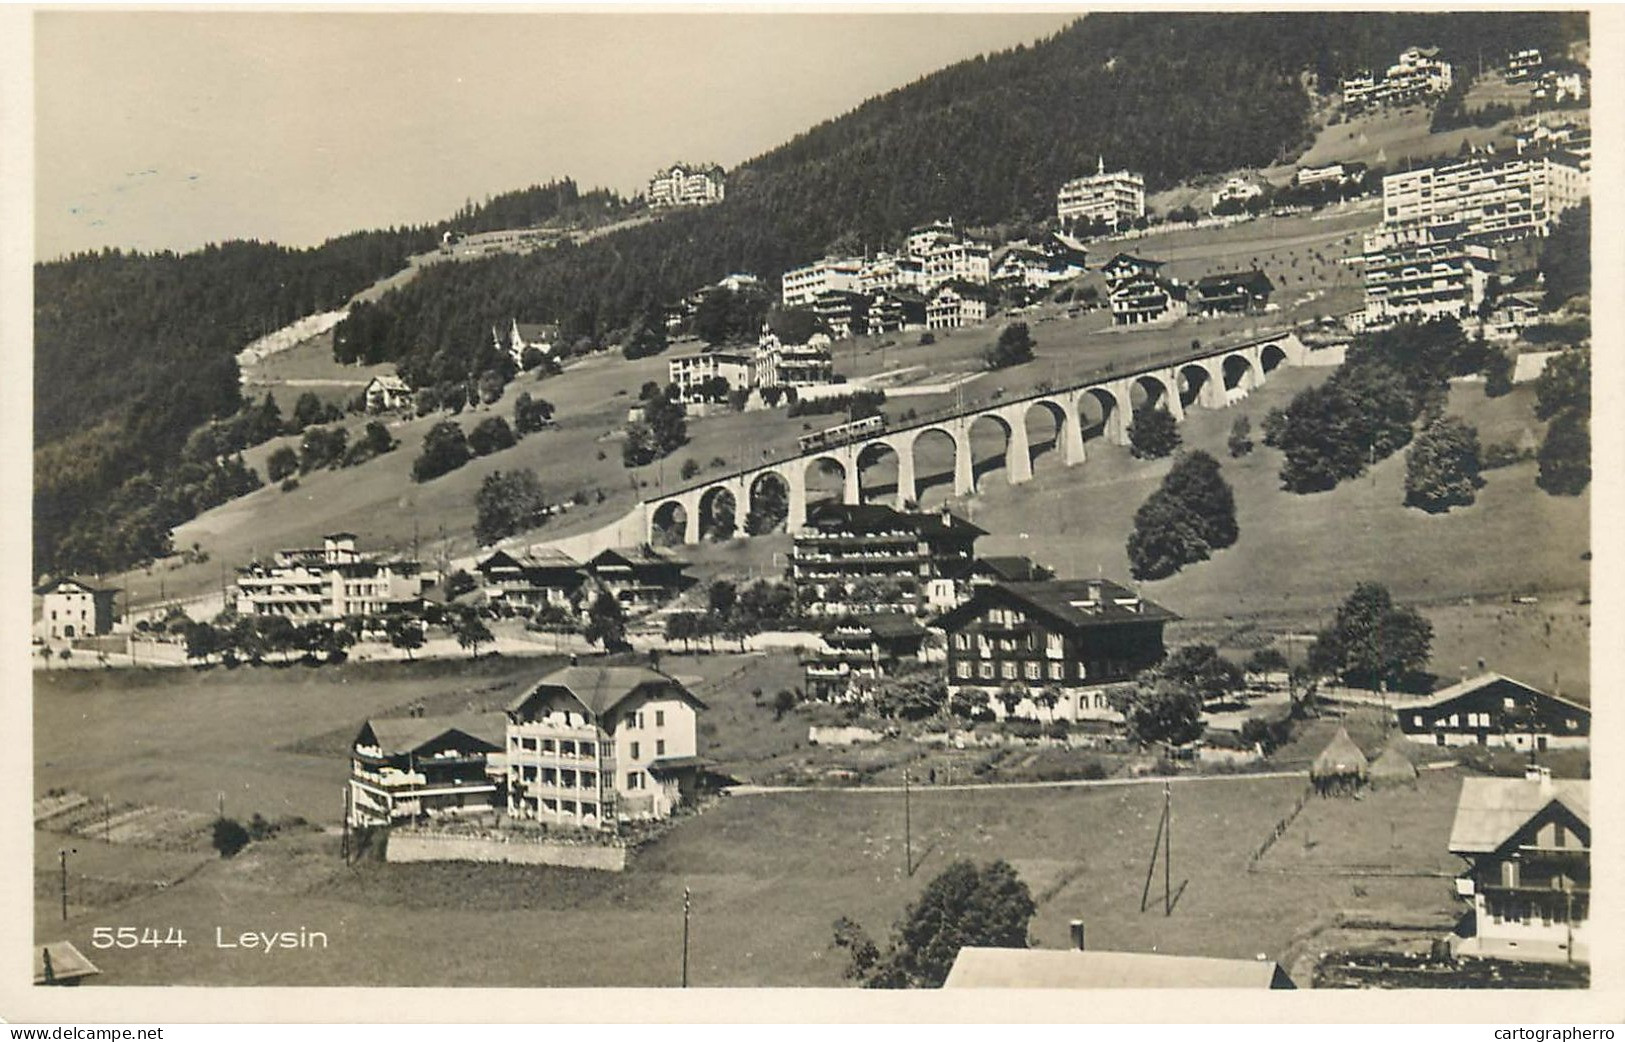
[1397,673,1589,751]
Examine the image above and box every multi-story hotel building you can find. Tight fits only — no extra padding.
[1361,222,1496,325]
[802,613,928,702]
[923,240,992,287]
[926,280,992,330]
[1381,154,1589,242]
[936,578,1178,723]
[233,534,435,621]
[1056,159,1146,228]
[667,349,755,403]
[648,163,726,208]
[790,503,985,617]
[504,665,708,829]
[754,331,835,388]
[781,257,863,309]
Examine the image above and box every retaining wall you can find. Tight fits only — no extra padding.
[386,831,629,871]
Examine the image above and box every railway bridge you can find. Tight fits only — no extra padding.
[641,330,1307,545]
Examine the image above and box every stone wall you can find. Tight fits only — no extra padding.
[386,830,629,871]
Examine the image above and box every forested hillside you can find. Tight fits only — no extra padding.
[329,11,1586,374]
[34,230,434,575]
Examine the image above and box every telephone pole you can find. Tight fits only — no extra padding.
[904,768,913,877]
[59,848,74,921]
[1163,782,1172,917]
[681,886,692,987]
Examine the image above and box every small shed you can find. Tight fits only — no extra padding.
[1310,726,1370,796]
[1369,740,1419,789]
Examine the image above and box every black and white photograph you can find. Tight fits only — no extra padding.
[14,3,1613,1017]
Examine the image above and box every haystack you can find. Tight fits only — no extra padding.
[1369,740,1419,789]
[1310,726,1370,796]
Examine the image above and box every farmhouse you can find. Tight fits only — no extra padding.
[944,944,1293,989]
[505,665,709,828]
[936,578,1177,723]
[1397,673,1589,750]
[233,533,435,621]
[1448,766,1589,964]
[790,503,984,617]
[363,374,414,413]
[348,714,506,828]
[474,548,584,611]
[802,613,929,701]
[583,546,693,611]
[926,279,991,330]
[35,576,118,641]
[1190,270,1275,316]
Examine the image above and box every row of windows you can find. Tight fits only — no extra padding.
[513,766,598,789]
[952,659,1133,682]
[628,740,667,760]
[622,710,666,731]
[511,736,598,758]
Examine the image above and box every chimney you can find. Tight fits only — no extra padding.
[1069,920,1086,951]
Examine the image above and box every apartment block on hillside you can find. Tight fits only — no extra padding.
[1362,222,1496,325]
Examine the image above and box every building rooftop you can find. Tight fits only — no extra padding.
[1448,775,1589,854]
[943,947,1292,989]
[800,502,988,541]
[356,713,506,756]
[1410,671,1591,714]
[939,578,1178,633]
[513,665,708,719]
[35,941,101,986]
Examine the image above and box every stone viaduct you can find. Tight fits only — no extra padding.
[541,331,1309,557]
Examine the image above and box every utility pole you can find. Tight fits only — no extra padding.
[1163,781,1172,917]
[681,886,692,987]
[341,786,351,863]
[904,768,913,877]
[59,848,74,921]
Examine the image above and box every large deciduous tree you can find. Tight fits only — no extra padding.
[835,859,1036,988]
[1404,415,1482,513]
[1308,582,1434,691]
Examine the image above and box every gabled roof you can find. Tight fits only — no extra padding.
[974,556,1054,583]
[588,545,689,570]
[367,374,410,392]
[1411,672,1590,715]
[1194,270,1275,296]
[931,279,991,303]
[357,713,506,756]
[513,321,558,341]
[937,579,1178,634]
[1448,776,1589,854]
[1102,252,1163,273]
[35,576,115,596]
[510,665,708,719]
[944,947,1292,989]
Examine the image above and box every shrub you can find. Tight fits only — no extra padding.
[211,817,250,858]
[279,477,300,493]
[412,420,471,482]
[468,417,517,457]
